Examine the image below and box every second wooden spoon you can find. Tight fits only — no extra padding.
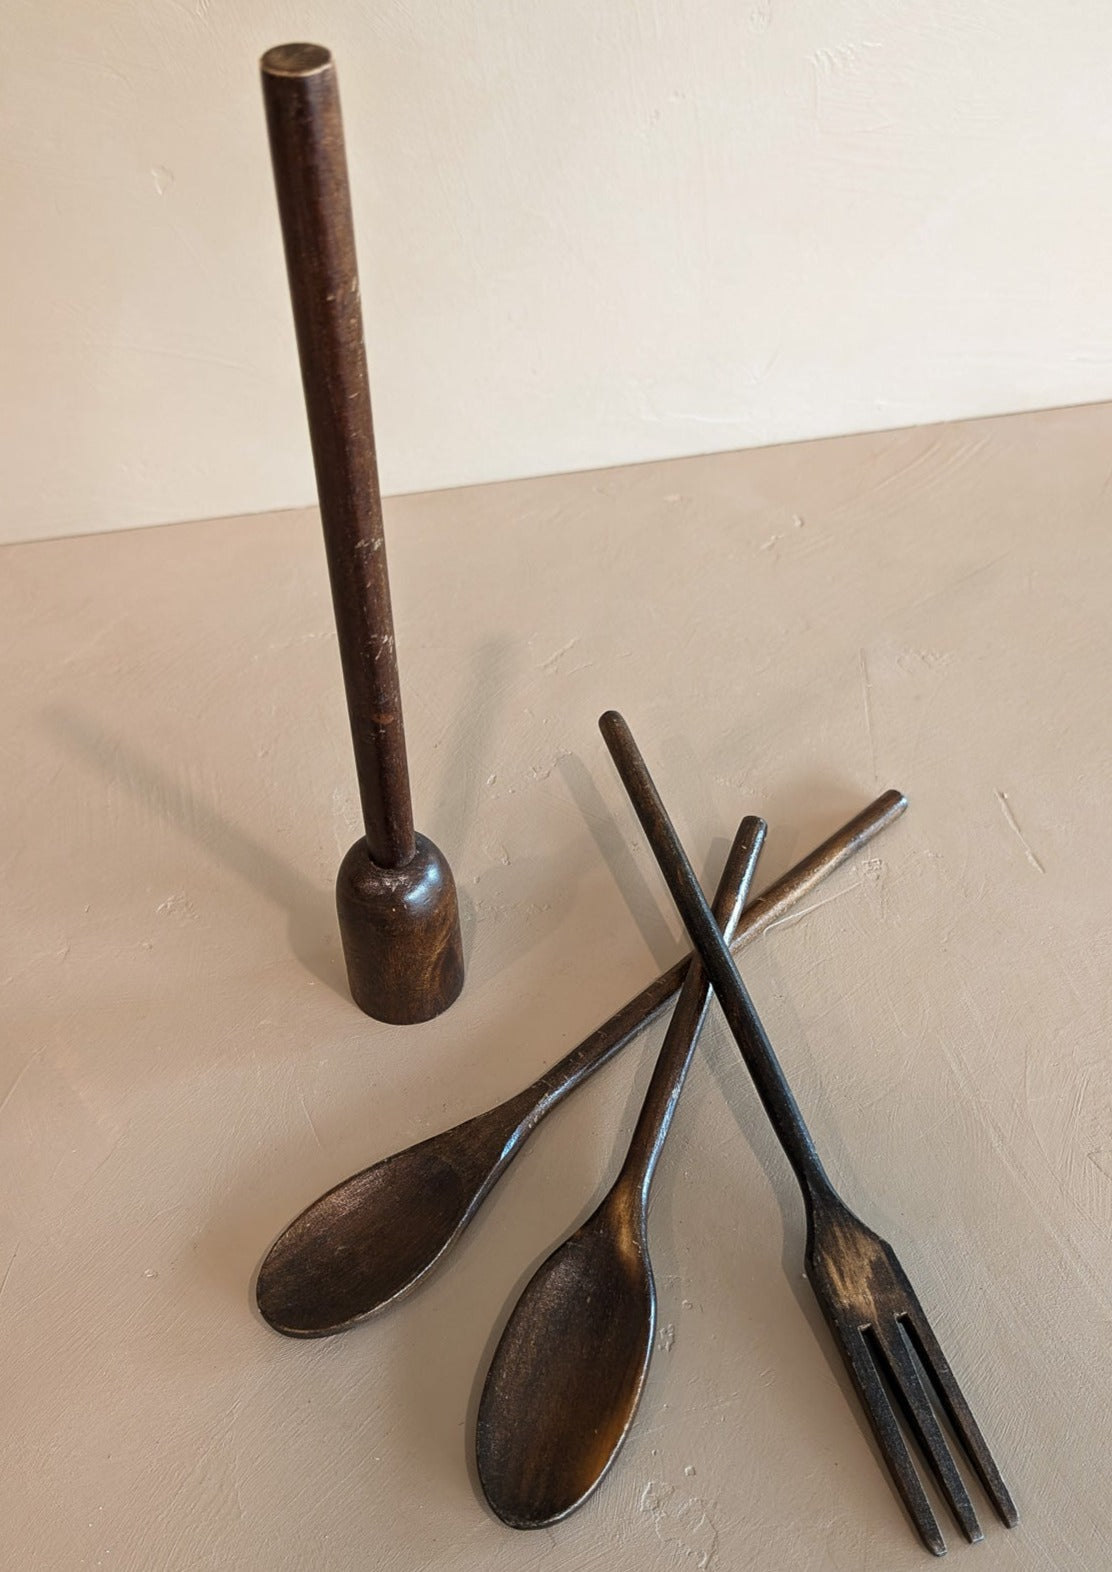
[256,791,906,1336]
[475,815,766,1528]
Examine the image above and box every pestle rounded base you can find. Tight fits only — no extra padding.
[336,833,465,1024]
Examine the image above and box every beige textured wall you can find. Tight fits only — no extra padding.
[5,1,1112,544]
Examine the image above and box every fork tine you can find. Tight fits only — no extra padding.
[867,1324,982,1544]
[900,1309,1018,1528]
[839,1324,947,1556]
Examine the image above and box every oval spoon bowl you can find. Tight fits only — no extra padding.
[256,1113,518,1335]
[476,1195,654,1528]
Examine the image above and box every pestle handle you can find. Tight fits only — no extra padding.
[261,43,414,870]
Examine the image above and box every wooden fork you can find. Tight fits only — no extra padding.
[600,711,1017,1557]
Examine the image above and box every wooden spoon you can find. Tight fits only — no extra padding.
[475,816,765,1526]
[255,790,907,1336]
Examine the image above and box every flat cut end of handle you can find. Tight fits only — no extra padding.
[874,788,909,819]
[261,42,333,78]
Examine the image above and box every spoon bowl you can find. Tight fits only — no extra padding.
[257,1110,522,1334]
[476,1191,653,1527]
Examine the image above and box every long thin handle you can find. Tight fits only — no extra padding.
[521,785,908,1126]
[617,816,765,1210]
[261,43,414,869]
[600,711,840,1211]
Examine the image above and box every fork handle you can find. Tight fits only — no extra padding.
[600,712,842,1214]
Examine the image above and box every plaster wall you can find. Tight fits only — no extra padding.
[5,1,1112,542]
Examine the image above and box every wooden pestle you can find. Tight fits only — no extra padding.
[261,43,464,1023]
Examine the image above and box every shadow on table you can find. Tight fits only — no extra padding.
[555,751,686,974]
[45,702,348,998]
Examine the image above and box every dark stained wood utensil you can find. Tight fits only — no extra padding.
[261,43,464,1024]
[256,790,907,1336]
[476,816,766,1528]
[599,710,1017,1557]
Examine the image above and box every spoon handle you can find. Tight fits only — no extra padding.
[616,816,765,1211]
[520,787,907,1129]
